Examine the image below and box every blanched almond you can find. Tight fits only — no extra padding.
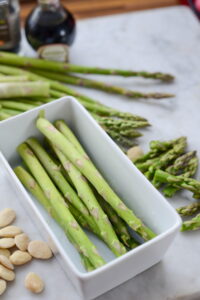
[127,146,144,162]
[0,238,15,248]
[0,264,15,281]
[15,233,30,251]
[10,250,32,266]
[0,279,6,295]
[0,249,10,258]
[0,226,22,238]
[28,240,52,259]
[25,272,44,294]
[0,209,16,228]
[0,255,14,270]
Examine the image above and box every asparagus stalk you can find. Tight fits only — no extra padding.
[163,152,198,197]
[80,253,95,272]
[105,127,141,139]
[1,108,21,116]
[181,214,200,231]
[0,82,50,98]
[104,129,138,148]
[77,99,147,121]
[50,89,66,98]
[26,137,100,236]
[0,101,35,111]
[148,137,187,180]
[55,120,86,155]
[50,143,127,256]
[166,151,197,175]
[154,169,200,198]
[97,195,139,249]
[14,166,96,271]
[55,120,139,248]
[17,143,105,269]
[21,100,43,106]
[0,111,10,120]
[177,202,200,216]
[0,64,148,147]
[92,115,150,130]
[135,156,160,173]
[36,117,156,240]
[14,165,92,231]
[50,87,148,122]
[0,64,148,121]
[0,51,174,81]
[0,75,29,82]
[135,137,186,164]
[56,117,141,151]
[33,70,174,99]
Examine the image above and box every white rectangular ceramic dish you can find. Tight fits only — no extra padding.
[0,97,181,300]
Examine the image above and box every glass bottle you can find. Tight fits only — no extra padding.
[0,0,21,52]
[25,0,76,62]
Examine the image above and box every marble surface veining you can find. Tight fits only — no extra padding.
[2,5,200,300]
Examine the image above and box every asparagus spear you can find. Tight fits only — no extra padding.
[55,120,139,248]
[0,64,148,147]
[177,202,200,216]
[50,89,66,98]
[163,152,198,197]
[0,111,10,120]
[1,108,21,116]
[0,75,29,82]
[17,143,105,269]
[148,137,187,180]
[20,100,44,106]
[77,99,148,121]
[105,127,141,140]
[14,165,93,231]
[154,169,200,198]
[0,51,174,81]
[181,214,200,231]
[105,129,139,148]
[135,156,161,173]
[14,166,96,271]
[135,137,186,164]
[97,195,139,249]
[26,137,100,236]
[92,115,150,130]
[0,64,148,121]
[166,151,197,175]
[56,116,140,151]
[0,101,35,111]
[55,120,86,155]
[33,70,174,99]
[36,117,156,240]
[50,143,127,256]
[0,82,50,98]
[80,253,95,272]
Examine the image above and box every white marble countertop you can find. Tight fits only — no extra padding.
[2,5,200,300]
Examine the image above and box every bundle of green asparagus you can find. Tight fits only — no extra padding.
[0,51,174,147]
[14,115,156,271]
[132,137,200,231]
[0,64,150,148]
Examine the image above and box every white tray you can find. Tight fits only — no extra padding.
[0,97,180,299]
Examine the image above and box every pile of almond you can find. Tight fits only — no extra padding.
[0,208,53,295]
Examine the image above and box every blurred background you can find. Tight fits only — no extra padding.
[20,0,191,21]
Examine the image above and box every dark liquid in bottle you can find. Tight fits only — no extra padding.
[0,1,21,52]
[25,5,76,50]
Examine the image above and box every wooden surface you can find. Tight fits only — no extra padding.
[20,0,180,21]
